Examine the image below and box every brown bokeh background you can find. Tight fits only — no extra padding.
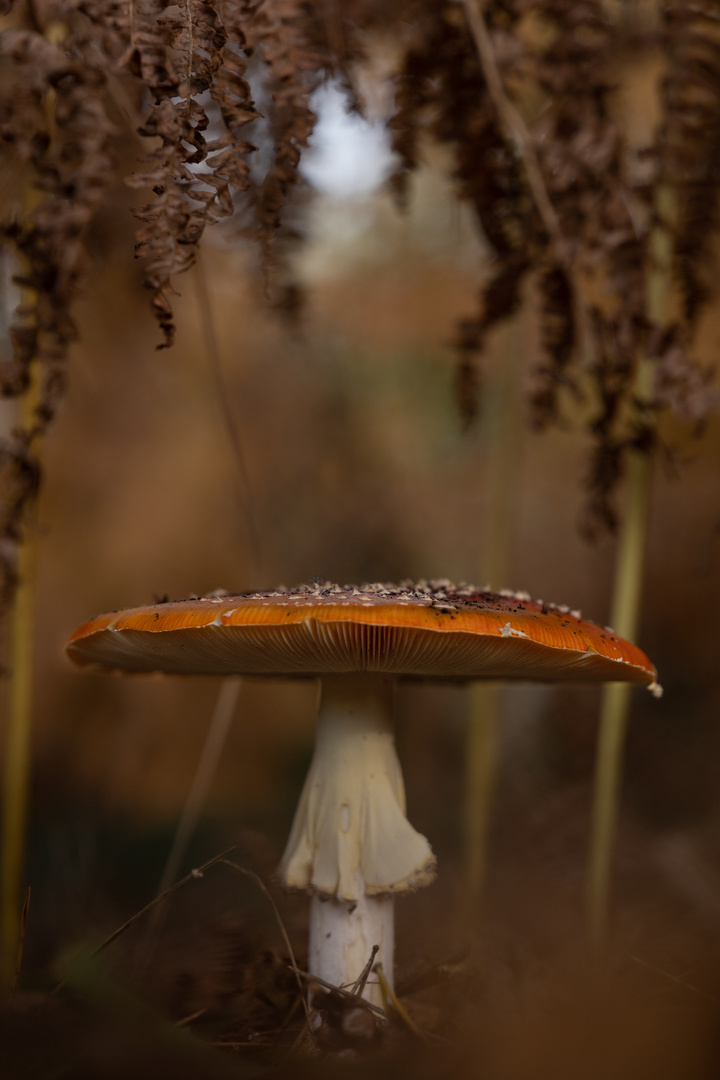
[4,106,720,1069]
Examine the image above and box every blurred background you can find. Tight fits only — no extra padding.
[3,2,720,1074]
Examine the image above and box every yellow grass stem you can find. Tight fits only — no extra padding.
[374,963,431,1043]
[586,184,674,947]
[465,310,525,915]
[2,23,64,987]
[1,371,40,988]
[586,452,652,945]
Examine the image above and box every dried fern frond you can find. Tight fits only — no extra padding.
[118,0,242,347]
[0,17,115,593]
[213,0,262,140]
[530,263,577,430]
[2,0,720,581]
[391,1,534,422]
[242,0,327,279]
[661,2,720,325]
[528,1,645,435]
[389,0,718,528]
[651,324,720,427]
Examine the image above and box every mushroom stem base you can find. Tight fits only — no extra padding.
[309,888,393,1007]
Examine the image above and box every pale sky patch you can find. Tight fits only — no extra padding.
[301,82,396,199]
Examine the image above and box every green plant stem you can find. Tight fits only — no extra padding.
[586,184,674,947]
[1,25,62,987]
[587,449,652,945]
[465,309,525,914]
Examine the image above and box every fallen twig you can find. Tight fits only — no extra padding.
[47,846,237,1000]
[350,944,379,997]
[286,964,387,1018]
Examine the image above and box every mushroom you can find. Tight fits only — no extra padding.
[66,580,659,1005]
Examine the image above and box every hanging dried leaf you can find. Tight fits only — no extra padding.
[0,16,115,593]
[530,263,577,429]
[241,0,327,279]
[120,0,239,347]
[1,0,720,611]
[391,1,534,420]
[661,2,720,325]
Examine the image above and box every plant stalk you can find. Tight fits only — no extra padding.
[135,676,242,977]
[586,184,674,947]
[465,308,525,914]
[586,449,652,945]
[1,373,40,987]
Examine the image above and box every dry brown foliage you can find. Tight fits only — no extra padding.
[0,0,719,595]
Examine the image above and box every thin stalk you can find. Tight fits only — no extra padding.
[131,255,259,978]
[1,370,40,988]
[461,0,590,354]
[131,249,259,977]
[9,886,30,1000]
[48,847,239,1001]
[2,23,63,987]
[461,0,564,253]
[465,308,525,914]
[586,452,652,944]
[157,679,241,898]
[586,184,674,946]
[465,682,500,908]
[135,677,242,973]
[193,252,262,579]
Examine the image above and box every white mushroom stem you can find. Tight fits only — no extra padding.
[309,879,394,1005]
[278,674,435,1005]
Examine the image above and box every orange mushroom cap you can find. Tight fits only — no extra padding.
[66,580,658,688]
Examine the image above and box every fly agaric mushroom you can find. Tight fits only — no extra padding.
[66,580,659,1005]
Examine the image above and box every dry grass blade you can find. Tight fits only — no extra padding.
[219,858,311,1024]
[8,886,30,1001]
[136,678,242,975]
[374,963,432,1045]
[94,847,236,957]
[47,846,237,1000]
[174,1007,208,1027]
[631,955,720,1004]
